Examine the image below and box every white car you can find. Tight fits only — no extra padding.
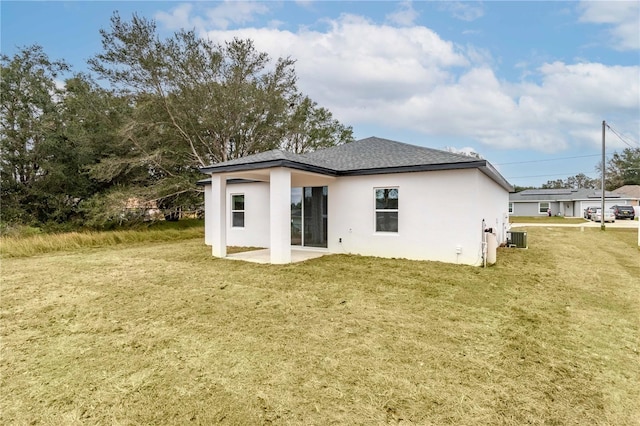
[591,208,615,223]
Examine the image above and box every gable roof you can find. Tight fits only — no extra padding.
[510,188,622,202]
[200,136,513,191]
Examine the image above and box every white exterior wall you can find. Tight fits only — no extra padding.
[326,169,508,266]
[204,169,509,266]
[203,181,270,247]
[226,182,270,248]
[476,171,510,247]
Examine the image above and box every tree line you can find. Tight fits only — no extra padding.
[3,13,638,228]
[514,149,640,192]
[1,13,353,230]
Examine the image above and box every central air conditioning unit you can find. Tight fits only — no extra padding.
[507,231,528,249]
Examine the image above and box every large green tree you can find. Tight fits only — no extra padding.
[1,45,69,223]
[604,147,640,190]
[88,13,352,211]
[1,45,137,227]
[282,95,353,154]
[60,75,140,226]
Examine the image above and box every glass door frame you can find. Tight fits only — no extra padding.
[291,186,327,248]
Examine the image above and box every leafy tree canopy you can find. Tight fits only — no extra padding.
[88,12,352,214]
[1,45,70,224]
[604,147,640,190]
[2,13,353,229]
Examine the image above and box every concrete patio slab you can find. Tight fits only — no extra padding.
[226,248,329,264]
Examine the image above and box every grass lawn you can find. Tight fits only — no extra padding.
[509,216,589,224]
[1,227,639,424]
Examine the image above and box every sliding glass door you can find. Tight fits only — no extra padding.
[291,186,327,248]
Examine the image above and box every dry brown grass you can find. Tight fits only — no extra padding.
[1,227,638,425]
[0,223,204,258]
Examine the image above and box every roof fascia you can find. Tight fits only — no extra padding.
[200,159,338,176]
[338,160,486,176]
[197,178,261,186]
[199,158,513,192]
[477,162,514,192]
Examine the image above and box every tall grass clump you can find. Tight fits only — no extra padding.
[0,223,204,258]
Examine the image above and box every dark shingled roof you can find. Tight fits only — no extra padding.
[200,136,513,191]
[303,137,478,171]
[206,149,304,167]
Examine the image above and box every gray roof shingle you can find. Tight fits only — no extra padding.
[205,149,304,167]
[303,137,478,171]
[200,136,512,191]
[201,137,480,173]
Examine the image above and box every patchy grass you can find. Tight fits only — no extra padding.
[510,216,588,224]
[1,228,638,425]
[0,222,204,258]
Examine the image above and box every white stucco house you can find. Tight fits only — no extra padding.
[199,137,513,266]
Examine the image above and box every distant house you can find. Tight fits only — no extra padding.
[508,188,636,217]
[199,137,512,266]
[612,185,640,206]
[124,197,163,221]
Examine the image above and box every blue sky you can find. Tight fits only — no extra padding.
[2,1,639,187]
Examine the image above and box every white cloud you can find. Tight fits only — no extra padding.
[155,7,639,153]
[386,1,419,27]
[203,14,469,108]
[440,1,484,22]
[155,3,194,30]
[578,1,640,50]
[155,1,270,31]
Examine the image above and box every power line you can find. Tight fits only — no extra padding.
[494,152,615,166]
[506,171,600,180]
[507,166,639,180]
[606,123,640,149]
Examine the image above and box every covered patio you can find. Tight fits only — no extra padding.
[203,153,336,264]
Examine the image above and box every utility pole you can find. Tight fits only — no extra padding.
[601,120,606,231]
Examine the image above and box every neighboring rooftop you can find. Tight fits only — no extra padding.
[612,185,640,199]
[510,188,621,201]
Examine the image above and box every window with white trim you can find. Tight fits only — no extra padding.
[375,188,398,232]
[538,202,550,214]
[231,194,245,227]
[508,202,513,214]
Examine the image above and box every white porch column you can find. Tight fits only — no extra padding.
[270,168,291,264]
[203,182,213,246]
[210,174,227,258]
